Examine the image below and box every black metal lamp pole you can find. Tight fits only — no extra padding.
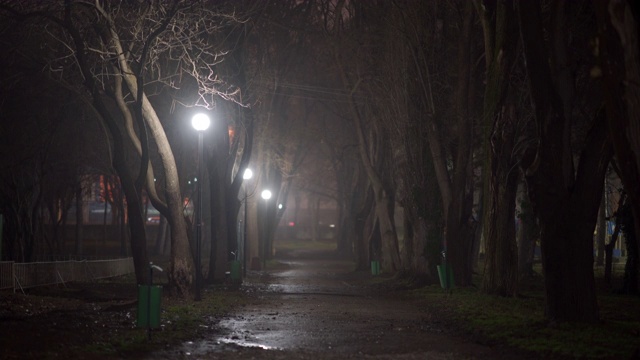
[260,189,272,270]
[195,130,203,301]
[191,113,209,301]
[243,185,248,277]
[241,168,252,277]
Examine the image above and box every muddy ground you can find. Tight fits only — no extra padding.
[1,250,538,359]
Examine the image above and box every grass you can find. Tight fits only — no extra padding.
[77,247,639,358]
[81,287,246,357]
[408,269,640,359]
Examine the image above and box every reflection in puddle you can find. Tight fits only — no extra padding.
[217,337,280,350]
[176,336,279,356]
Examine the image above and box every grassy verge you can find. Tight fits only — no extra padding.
[409,279,640,359]
[81,287,246,358]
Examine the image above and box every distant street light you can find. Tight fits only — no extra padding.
[192,113,210,301]
[242,168,253,277]
[261,189,272,200]
[261,189,272,270]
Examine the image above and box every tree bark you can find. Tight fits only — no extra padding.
[517,191,539,278]
[596,194,607,266]
[354,185,375,271]
[518,0,612,322]
[476,0,520,296]
[605,192,625,284]
[445,0,476,287]
[56,6,151,285]
[482,107,520,296]
[333,55,403,272]
[74,183,83,255]
[97,9,193,296]
[117,60,193,297]
[594,0,640,294]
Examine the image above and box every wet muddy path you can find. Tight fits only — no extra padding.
[152,250,514,359]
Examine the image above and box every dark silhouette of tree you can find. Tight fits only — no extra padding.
[518,0,612,322]
[594,0,640,296]
[0,1,245,296]
[476,0,521,296]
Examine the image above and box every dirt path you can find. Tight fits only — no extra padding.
[152,250,522,359]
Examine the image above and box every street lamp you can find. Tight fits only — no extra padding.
[242,168,253,277]
[192,113,210,301]
[261,189,272,270]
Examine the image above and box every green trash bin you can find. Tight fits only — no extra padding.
[371,260,380,275]
[230,260,242,283]
[137,285,162,329]
[437,264,454,289]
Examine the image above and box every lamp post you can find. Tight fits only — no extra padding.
[191,113,210,301]
[242,168,253,277]
[260,189,272,270]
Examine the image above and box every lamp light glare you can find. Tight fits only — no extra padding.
[191,113,211,131]
[261,190,272,200]
[243,168,253,180]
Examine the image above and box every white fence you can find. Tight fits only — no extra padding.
[0,258,134,292]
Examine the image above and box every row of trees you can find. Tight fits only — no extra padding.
[0,0,254,297]
[0,0,335,297]
[0,0,638,324]
[290,0,640,323]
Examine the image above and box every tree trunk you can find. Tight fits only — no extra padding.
[621,199,638,294]
[531,116,610,323]
[596,194,607,266]
[476,0,520,296]
[517,192,539,278]
[604,192,625,284]
[335,163,364,258]
[154,215,168,255]
[311,196,320,242]
[374,189,402,273]
[226,197,241,262]
[594,0,640,296]
[483,109,519,296]
[333,40,403,273]
[124,188,148,284]
[208,158,225,280]
[113,41,194,296]
[446,190,475,287]
[336,203,353,256]
[118,189,127,257]
[135,98,193,296]
[336,195,356,257]
[400,210,413,270]
[518,0,612,322]
[90,96,150,285]
[444,1,476,287]
[74,184,83,255]
[540,203,597,322]
[410,216,429,276]
[354,187,374,271]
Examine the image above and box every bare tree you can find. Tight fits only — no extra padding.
[594,0,640,294]
[0,1,244,296]
[475,0,521,296]
[518,0,612,322]
[326,0,404,273]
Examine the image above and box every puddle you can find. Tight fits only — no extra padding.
[159,316,284,357]
[164,335,280,358]
[217,337,280,350]
[216,316,286,349]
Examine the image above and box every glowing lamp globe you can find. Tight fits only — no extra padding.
[191,113,210,131]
